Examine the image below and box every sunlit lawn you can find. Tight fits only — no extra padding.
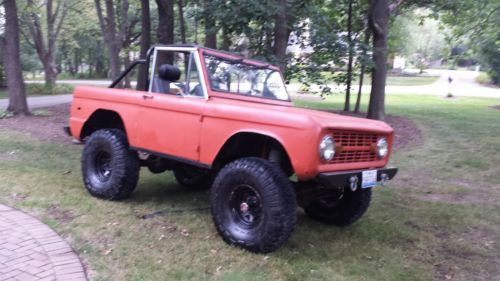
[290,73,439,87]
[0,94,499,280]
[365,75,440,86]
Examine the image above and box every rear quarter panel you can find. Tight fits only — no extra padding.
[70,86,143,146]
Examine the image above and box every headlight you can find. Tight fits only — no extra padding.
[319,136,335,161]
[377,137,388,159]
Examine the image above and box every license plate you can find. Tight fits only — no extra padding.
[362,170,377,189]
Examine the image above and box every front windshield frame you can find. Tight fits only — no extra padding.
[202,52,291,102]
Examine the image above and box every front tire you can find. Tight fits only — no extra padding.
[211,157,297,253]
[304,187,372,226]
[82,129,140,200]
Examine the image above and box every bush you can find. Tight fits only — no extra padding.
[26,84,74,96]
[476,72,492,85]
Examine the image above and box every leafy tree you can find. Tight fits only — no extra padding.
[94,0,141,81]
[21,0,70,87]
[389,11,447,72]
[438,0,499,84]
[287,0,368,106]
[57,1,106,78]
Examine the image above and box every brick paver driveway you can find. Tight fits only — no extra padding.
[0,204,87,281]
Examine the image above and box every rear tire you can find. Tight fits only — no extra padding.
[211,157,297,253]
[82,129,139,200]
[304,187,372,226]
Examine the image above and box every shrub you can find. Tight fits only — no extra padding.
[476,72,492,85]
[26,84,74,96]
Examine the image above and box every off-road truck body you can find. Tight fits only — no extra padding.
[68,45,398,253]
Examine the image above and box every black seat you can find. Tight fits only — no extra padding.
[151,64,181,93]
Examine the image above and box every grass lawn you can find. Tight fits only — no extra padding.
[0,84,73,100]
[361,75,440,86]
[290,72,439,87]
[0,94,499,280]
[389,75,439,86]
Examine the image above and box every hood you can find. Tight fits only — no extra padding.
[286,106,394,134]
[207,96,394,134]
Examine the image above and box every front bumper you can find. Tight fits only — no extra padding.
[317,167,398,189]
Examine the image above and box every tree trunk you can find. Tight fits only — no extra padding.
[355,24,371,113]
[137,0,151,91]
[123,54,132,88]
[155,0,175,64]
[222,26,231,51]
[177,0,187,44]
[95,0,122,81]
[24,0,67,88]
[203,0,217,48]
[273,0,289,73]
[155,3,173,43]
[3,0,30,115]
[367,0,390,120]
[344,0,354,112]
[42,57,58,86]
[194,6,199,44]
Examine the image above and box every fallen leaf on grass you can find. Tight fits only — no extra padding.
[104,248,113,256]
[181,229,190,237]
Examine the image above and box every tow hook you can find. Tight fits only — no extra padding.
[349,176,359,192]
[380,173,389,186]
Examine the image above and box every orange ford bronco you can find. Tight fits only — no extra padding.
[67,45,398,253]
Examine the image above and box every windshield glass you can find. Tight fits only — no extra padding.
[204,55,289,101]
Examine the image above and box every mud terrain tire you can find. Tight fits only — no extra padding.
[305,187,372,226]
[211,157,297,253]
[82,129,139,200]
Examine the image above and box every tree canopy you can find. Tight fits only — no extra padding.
[1,0,498,116]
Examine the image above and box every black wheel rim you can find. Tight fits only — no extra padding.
[93,150,112,181]
[229,184,263,229]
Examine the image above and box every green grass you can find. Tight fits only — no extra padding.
[290,72,439,87]
[0,84,73,99]
[1,94,500,280]
[384,75,439,86]
[355,75,439,86]
[475,72,495,86]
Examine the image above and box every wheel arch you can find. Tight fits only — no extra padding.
[212,131,294,176]
[80,109,127,139]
